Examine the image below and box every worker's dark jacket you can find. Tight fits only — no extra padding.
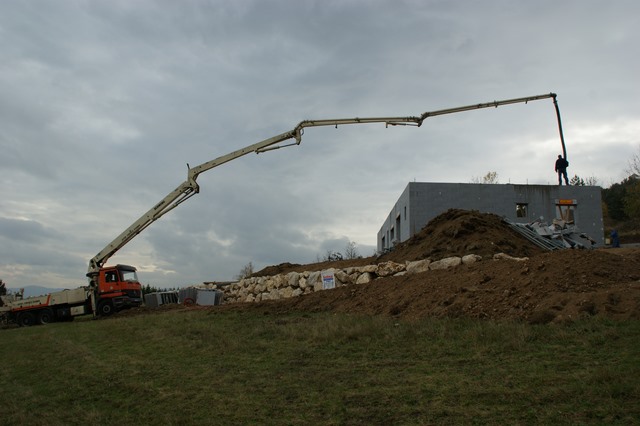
[555,158,568,171]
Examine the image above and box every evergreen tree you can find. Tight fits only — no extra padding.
[570,175,585,186]
[602,175,638,221]
[623,175,640,220]
[142,284,161,295]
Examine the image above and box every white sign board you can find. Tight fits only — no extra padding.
[321,270,336,290]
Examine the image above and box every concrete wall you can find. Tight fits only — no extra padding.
[377,182,603,251]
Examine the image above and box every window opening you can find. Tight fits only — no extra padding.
[516,203,528,218]
[556,204,576,224]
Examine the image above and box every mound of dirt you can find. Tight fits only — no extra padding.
[254,209,545,277]
[223,209,640,323]
[228,249,640,323]
[378,208,545,262]
[253,262,303,277]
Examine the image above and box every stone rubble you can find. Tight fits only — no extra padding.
[216,253,528,304]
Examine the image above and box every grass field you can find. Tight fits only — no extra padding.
[1,309,639,425]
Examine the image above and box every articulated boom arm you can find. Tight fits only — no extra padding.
[87,92,565,278]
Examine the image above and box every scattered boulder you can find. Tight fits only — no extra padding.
[376,261,405,277]
[429,256,462,270]
[356,272,374,284]
[462,254,482,264]
[406,259,431,274]
[493,253,529,262]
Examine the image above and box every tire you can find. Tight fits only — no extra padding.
[38,309,55,325]
[97,300,114,316]
[16,311,37,327]
[183,297,195,307]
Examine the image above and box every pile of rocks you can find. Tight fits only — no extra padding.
[220,253,527,304]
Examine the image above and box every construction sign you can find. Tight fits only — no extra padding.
[322,270,336,290]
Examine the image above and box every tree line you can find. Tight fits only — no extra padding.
[601,174,639,222]
[141,284,179,296]
[599,146,640,223]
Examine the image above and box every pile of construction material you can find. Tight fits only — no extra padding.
[143,287,223,308]
[507,218,597,250]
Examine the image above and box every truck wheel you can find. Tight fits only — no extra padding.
[98,300,114,316]
[38,309,55,325]
[16,312,36,327]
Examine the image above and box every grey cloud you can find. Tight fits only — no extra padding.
[1,0,639,289]
[0,217,55,243]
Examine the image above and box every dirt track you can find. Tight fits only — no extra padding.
[222,209,640,323]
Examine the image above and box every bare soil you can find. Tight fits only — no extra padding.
[225,209,640,323]
[117,209,640,324]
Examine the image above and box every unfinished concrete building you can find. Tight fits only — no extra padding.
[377,182,604,252]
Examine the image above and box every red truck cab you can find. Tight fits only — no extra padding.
[95,264,143,315]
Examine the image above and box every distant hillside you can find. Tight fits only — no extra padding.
[7,286,69,298]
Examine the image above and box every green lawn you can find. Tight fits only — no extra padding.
[1,309,639,425]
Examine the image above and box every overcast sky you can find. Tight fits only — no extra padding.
[1,0,638,290]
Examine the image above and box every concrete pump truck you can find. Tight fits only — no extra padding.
[0,93,568,326]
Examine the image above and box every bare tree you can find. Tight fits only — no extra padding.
[585,176,599,186]
[344,241,361,260]
[627,144,640,177]
[235,262,254,280]
[471,171,499,184]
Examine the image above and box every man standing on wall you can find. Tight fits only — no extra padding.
[555,154,569,185]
